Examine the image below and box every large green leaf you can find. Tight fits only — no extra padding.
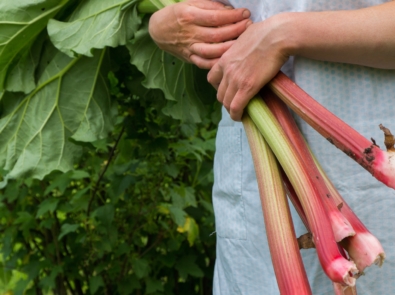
[0,48,116,180]
[0,0,69,93]
[48,0,141,57]
[5,32,47,94]
[127,21,208,123]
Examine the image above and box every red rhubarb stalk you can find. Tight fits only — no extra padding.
[333,245,358,294]
[313,157,385,273]
[247,96,358,286]
[243,114,312,295]
[262,88,355,242]
[268,71,395,190]
[281,168,309,229]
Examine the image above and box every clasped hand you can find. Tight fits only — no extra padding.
[149,1,290,122]
[208,18,290,121]
[149,0,251,69]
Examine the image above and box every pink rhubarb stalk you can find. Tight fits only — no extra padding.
[281,168,309,229]
[333,246,358,294]
[247,96,358,286]
[268,71,395,190]
[314,158,385,273]
[262,88,355,242]
[243,114,312,295]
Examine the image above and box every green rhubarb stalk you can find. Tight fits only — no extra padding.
[268,71,395,190]
[137,0,181,13]
[137,0,161,13]
[147,0,176,10]
[247,96,358,286]
[264,85,384,274]
[281,168,309,229]
[243,114,312,295]
[262,88,355,242]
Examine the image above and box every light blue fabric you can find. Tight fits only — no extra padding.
[212,1,395,294]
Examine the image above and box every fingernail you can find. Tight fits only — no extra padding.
[246,20,253,28]
[243,10,251,18]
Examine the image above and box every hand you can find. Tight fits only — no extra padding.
[207,15,291,121]
[148,0,252,69]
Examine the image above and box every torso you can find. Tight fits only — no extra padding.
[212,1,395,294]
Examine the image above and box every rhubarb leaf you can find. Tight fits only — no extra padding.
[5,32,47,94]
[127,20,209,123]
[0,48,116,180]
[0,0,68,93]
[48,0,141,57]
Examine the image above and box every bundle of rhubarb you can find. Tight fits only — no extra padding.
[243,71,392,294]
[139,0,392,293]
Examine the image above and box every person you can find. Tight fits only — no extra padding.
[149,0,395,294]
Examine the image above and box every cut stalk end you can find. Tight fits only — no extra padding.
[379,124,395,152]
[341,232,386,273]
[327,258,358,286]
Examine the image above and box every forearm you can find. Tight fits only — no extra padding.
[279,2,395,69]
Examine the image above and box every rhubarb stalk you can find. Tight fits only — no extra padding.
[247,96,358,286]
[243,115,312,295]
[313,156,385,273]
[262,88,355,242]
[265,82,385,273]
[268,71,395,190]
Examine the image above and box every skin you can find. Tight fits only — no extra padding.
[149,1,395,121]
[148,0,252,69]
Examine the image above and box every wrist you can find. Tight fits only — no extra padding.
[264,12,303,59]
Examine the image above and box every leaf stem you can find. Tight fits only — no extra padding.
[87,125,125,216]
[243,114,312,294]
[247,96,358,285]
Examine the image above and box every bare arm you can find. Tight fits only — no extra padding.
[208,1,395,121]
[288,3,395,68]
[148,0,251,69]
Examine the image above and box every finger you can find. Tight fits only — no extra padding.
[189,40,235,59]
[189,55,219,69]
[191,6,250,27]
[221,81,239,112]
[229,89,257,121]
[188,0,229,10]
[197,19,252,43]
[207,64,223,89]
[216,78,229,105]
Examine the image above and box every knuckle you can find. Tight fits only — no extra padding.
[239,77,255,90]
[207,74,214,84]
[191,43,204,56]
[198,45,206,57]
[207,72,217,84]
[223,64,236,78]
[209,31,222,43]
[206,14,219,26]
[178,7,194,24]
[229,104,239,115]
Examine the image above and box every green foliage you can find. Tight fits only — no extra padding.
[0,0,69,93]
[0,49,116,181]
[127,19,212,123]
[48,0,141,57]
[0,0,219,294]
